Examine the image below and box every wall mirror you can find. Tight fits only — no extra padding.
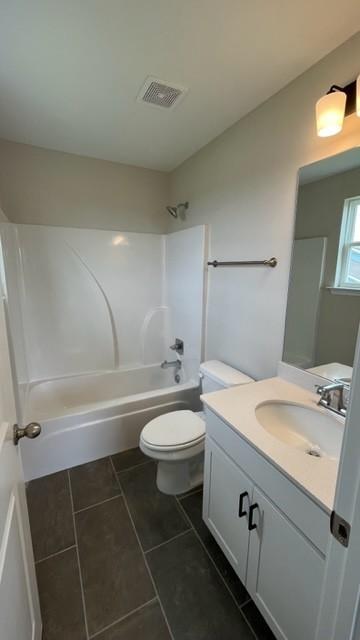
[283,148,360,385]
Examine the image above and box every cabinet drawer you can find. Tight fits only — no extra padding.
[205,409,330,554]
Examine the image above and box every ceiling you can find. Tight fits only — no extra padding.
[299,148,360,184]
[0,1,359,171]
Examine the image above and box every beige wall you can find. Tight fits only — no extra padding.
[169,33,360,380]
[0,209,8,222]
[296,168,360,367]
[0,140,170,233]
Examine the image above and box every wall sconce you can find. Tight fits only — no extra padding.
[316,76,359,137]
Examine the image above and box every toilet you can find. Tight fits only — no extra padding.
[140,360,254,494]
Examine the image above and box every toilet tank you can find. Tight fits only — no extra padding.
[199,360,254,393]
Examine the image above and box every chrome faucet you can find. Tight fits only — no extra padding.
[316,382,348,417]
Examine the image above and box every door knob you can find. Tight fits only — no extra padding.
[13,422,41,445]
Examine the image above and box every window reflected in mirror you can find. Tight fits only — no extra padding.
[283,149,360,385]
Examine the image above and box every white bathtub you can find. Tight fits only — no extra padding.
[20,365,201,481]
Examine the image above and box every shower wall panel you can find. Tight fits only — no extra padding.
[1,223,206,391]
[13,225,165,381]
[164,226,207,381]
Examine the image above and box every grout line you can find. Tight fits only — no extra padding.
[74,494,121,514]
[35,544,77,565]
[110,457,176,640]
[239,597,253,610]
[145,528,192,554]
[115,459,152,474]
[88,597,158,639]
[240,601,265,640]
[68,470,90,640]
[175,496,258,640]
[177,485,203,500]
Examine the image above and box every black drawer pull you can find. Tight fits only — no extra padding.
[248,503,259,531]
[238,491,248,518]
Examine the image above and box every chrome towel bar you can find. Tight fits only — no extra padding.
[207,257,277,268]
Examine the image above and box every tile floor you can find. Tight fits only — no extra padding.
[26,449,275,640]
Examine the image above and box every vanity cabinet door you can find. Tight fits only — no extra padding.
[247,488,325,640]
[203,439,253,584]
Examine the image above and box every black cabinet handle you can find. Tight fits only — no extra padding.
[238,491,248,518]
[248,503,259,531]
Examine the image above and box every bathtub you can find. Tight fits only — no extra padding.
[20,364,201,481]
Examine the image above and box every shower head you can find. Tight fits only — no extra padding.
[166,202,189,220]
[166,206,178,218]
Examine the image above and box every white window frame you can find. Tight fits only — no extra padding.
[335,196,360,290]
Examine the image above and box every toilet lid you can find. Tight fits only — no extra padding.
[141,410,205,450]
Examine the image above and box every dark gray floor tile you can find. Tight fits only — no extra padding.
[69,457,120,511]
[147,530,254,640]
[177,485,203,499]
[26,470,74,561]
[94,600,171,640]
[111,447,149,472]
[76,496,154,636]
[36,548,86,640]
[242,601,276,640]
[118,462,190,551]
[180,491,249,606]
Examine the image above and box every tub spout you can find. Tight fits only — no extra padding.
[161,359,181,372]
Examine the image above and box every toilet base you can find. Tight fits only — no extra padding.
[156,452,204,495]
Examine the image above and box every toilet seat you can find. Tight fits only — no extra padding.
[141,410,205,452]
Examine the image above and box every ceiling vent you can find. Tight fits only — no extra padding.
[137,77,188,110]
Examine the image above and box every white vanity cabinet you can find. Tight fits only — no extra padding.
[203,409,329,640]
[247,488,325,640]
[205,441,252,583]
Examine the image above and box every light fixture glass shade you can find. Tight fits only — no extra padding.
[316,90,346,137]
[357,75,360,117]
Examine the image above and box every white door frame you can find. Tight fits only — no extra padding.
[316,327,360,639]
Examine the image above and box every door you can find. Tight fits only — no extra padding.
[247,487,325,640]
[316,331,360,640]
[203,438,253,583]
[0,293,42,638]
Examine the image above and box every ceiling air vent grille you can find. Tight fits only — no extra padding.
[137,77,187,110]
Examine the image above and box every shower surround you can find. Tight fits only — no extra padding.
[1,223,207,479]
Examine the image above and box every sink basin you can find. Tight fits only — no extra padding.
[255,401,344,459]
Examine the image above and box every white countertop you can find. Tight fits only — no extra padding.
[307,362,352,383]
[201,377,345,513]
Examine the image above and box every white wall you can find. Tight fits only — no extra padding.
[169,33,360,380]
[0,139,170,233]
[2,223,206,387]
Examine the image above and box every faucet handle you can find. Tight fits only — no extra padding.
[169,338,184,355]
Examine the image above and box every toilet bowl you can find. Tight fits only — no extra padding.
[140,360,254,494]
